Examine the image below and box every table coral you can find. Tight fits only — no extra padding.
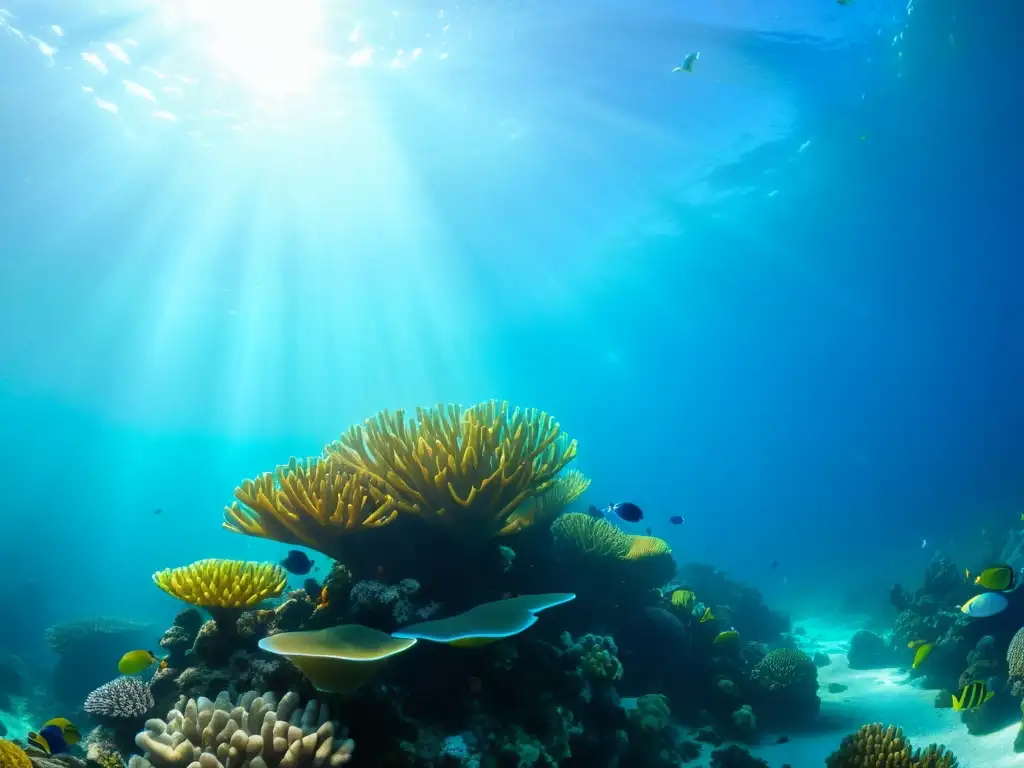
[152,560,287,629]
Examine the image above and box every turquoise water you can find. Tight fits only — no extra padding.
[0,0,1021,763]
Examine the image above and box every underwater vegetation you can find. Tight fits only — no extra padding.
[0,400,963,766]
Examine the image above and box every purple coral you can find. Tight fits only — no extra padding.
[84,676,155,719]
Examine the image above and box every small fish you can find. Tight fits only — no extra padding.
[699,607,715,623]
[585,505,605,519]
[836,0,852,5]
[159,658,168,671]
[974,564,1016,591]
[672,52,700,73]
[912,643,933,669]
[153,508,162,514]
[776,736,789,744]
[592,502,644,523]
[118,649,159,675]
[960,592,1009,618]
[921,538,927,549]
[965,568,971,581]
[713,629,740,644]
[645,527,653,536]
[669,515,684,525]
[280,549,315,575]
[952,680,994,711]
[671,589,696,609]
[28,720,80,755]
[771,560,778,569]
[317,586,329,609]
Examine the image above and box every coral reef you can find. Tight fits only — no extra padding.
[747,648,820,726]
[84,677,155,722]
[825,723,958,767]
[847,630,897,670]
[152,561,288,620]
[133,690,354,768]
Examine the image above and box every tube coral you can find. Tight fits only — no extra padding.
[326,401,577,538]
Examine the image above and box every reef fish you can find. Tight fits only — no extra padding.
[911,643,932,669]
[280,549,315,575]
[669,515,684,525]
[672,52,700,73]
[699,607,715,623]
[118,649,159,675]
[960,592,1009,618]
[974,564,1016,591]
[713,630,740,644]
[952,680,994,711]
[670,589,696,609]
[28,719,81,754]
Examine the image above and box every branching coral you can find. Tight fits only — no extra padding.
[326,400,577,538]
[507,469,592,528]
[133,690,354,768]
[85,677,156,721]
[825,724,958,767]
[224,458,402,558]
[551,514,631,558]
[153,560,287,612]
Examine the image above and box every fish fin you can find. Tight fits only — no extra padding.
[984,690,994,703]
[951,693,961,710]
[28,732,51,754]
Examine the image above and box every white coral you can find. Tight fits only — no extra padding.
[131,690,354,768]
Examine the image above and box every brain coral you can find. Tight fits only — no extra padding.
[751,648,817,691]
[1008,627,1024,695]
[133,689,354,768]
[825,723,958,767]
[0,741,29,768]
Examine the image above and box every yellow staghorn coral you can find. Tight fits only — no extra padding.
[223,457,403,557]
[0,741,30,768]
[825,723,959,767]
[153,559,287,611]
[326,400,577,538]
[506,469,592,529]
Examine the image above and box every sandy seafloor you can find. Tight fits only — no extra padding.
[1,618,1022,767]
[691,616,1024,768]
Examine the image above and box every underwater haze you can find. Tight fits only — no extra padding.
[0,0,1023,762]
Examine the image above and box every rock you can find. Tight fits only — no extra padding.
[812,652,831,667]
[847,630,896,669]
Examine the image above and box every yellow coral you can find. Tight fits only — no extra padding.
[625,534,671,560]
[0,741,29,768]
[326,400,577,538]
[825,723,959,768]
[152,559,287,609]
[508,469,592,528]
[224,457,402,557]
[551,513,672,562]
[551,513,631,558]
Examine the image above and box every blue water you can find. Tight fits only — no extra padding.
[0,0,1020,651]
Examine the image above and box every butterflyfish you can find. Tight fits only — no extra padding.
[960,592,1009,618]
[952,680,994,711]
[699,607,715,623]
[118,649,159,675]
[912,643,932,669]
[974,564,1016,591]
[671,589,696,609]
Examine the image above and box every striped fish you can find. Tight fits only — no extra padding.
[952,681,994,711]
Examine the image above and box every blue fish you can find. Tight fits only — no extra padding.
[960,592,1009,618]
[590,502,645,523]
[28,723,75,755]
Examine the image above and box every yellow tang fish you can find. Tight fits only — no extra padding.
[671,589,696,609]
[699,607,715,624]
[714,630,740,644]
[912,643,932,669]
[974,564,1016,592]
[952,680,994,711]
[118,649,159,675]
